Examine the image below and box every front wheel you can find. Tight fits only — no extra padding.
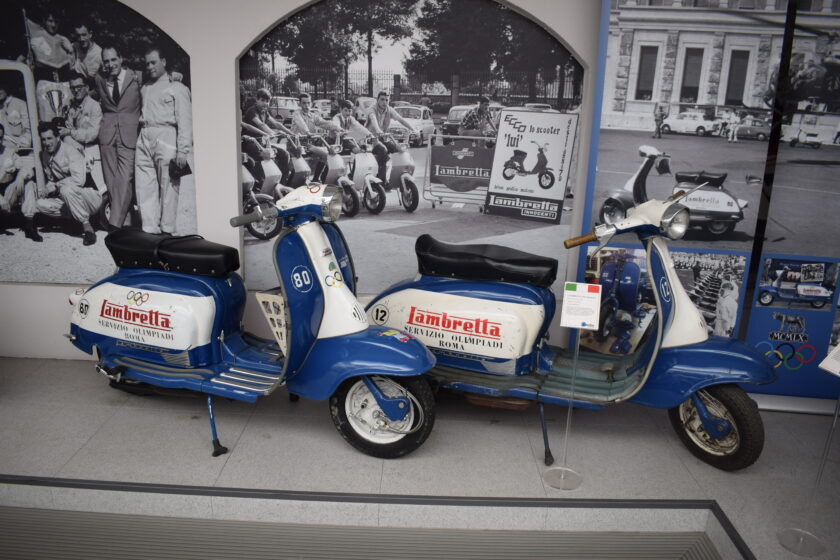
[758,290,774,306]
[661,124,671,134]
[696,126,706,136]
[340,184,360,217]
[330,376,435,459]
[401,178,419,213]
[668,384,764,471]
[811,300,827,309]
[244,194,283,239]
[363,183,387,214]
[538,170,555,189]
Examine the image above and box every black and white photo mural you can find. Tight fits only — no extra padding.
[237,0,585,294]
[0,0,194,283]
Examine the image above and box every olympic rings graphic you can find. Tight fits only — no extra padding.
[755,341,817,371]
[126,290,150,305]
[324,271,343,288]
[309,185,322,194]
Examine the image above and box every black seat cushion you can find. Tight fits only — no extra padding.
[415,234,557,288]
[674,171,727,187]
[105,229,240,277]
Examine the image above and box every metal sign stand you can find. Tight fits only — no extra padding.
[542,328,583,491]
[777,391,839,557]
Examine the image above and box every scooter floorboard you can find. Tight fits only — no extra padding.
[428,346,642,408]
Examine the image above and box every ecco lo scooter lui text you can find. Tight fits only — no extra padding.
[67,185,436,458]
[366,145,775,471]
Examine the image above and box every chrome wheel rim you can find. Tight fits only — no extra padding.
[678,390,740,456]
[345,377,416,444]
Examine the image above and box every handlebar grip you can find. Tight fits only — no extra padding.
[563,232,598,249]
[230,206,278,228]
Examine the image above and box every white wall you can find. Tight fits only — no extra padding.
[0,0,601,359]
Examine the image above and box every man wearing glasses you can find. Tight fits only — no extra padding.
[58,74,104,192]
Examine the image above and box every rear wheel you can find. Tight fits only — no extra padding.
[340,184,360,217]
[502,166,516,180]
[668,384,764,471]
[401,178,419,213]
[661,124,671,134]
[363,183,387,214]
[696,126,706,136]
[330,376,435,459]
[811,300,827,309]
[756,132,768,141]
[705,220,734,236]
[244,194,282,239]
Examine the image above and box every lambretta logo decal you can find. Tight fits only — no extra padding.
[433,165,489,178]
[100,299,173,331]
[407,306,501,339]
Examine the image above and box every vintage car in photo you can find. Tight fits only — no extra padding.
[660,111,722,136]
[268,96,298,125]
[312,99,333,119]
[388,104,436,147]
[736,116,772,141]
[440,102,503,144]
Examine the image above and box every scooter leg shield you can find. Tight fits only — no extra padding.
[285,326,436,401]
[629,336,775,409]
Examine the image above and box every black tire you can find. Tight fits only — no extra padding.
[789,138,798,147]
[705,220,734,236]
[696,126,706,136]
[668,384,764,471]
[811,300,827,309]
[661,124,671,134]
[599,199,626,225]
[244,194,282,239]
[341,185,360,217]
[329,376,435,459]
[502,166,516,180]
[758,290,774,306]
[538,171,555,189]
[756,132,767,141]
[811,143,821,149]
[363,183,386,214]
[401,178,419,213]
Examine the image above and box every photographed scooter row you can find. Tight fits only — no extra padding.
[67,145,775,470]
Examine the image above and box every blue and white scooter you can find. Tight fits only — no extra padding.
[68,185,435,458]
[367,146,776,471]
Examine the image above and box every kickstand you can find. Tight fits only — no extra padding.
[206,395,229,457]
[539,402,554,466]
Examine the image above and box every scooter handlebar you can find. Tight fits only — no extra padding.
[563,232,598,249]
[230,206,279,228]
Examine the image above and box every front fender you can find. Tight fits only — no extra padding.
[285,326,436,400]
[630,336,775,409]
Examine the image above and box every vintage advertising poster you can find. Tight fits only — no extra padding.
[428,142,493,193]
[0,1,195,284]
[485,109,578,224]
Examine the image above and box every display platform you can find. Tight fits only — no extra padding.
[1,356,838,559]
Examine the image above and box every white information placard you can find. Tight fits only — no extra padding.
[818,344,840,378]
[560,282,602,330]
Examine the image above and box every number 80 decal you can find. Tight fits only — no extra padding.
[290,265,314,293]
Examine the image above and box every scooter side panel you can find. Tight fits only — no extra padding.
[70,269,245,368]
[285,326,436,400]
[367,277,553,376]
[629,336,776,409]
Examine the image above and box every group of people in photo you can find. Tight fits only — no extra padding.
[0,10,193,246]
[239,89,419,194]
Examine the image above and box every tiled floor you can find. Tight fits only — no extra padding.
[0,356,838,559]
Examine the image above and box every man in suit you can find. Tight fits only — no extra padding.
[95,46,141,229]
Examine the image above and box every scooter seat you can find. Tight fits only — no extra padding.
[415,234,557,289]
[674,171,727,187]
[105,229,240,277]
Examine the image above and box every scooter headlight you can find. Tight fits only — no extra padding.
[321,185,343,222]
[661,203,690,239]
